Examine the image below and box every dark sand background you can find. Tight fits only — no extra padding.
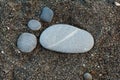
[0,0,120,80]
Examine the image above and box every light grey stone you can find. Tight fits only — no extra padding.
[28,19,41,30]
[40,7,54,22]
[84,73,92,80]
[17,33,37,53]
[40,24,94,53]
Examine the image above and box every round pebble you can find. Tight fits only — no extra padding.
[28,19,41,30]
[17,33,37,53]
[84,73,92,80]
[40,24,94,53]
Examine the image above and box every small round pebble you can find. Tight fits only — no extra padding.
[40,7,54,22]
[84,73,92,80]
[17,33,37,53]
[28,19,41,30]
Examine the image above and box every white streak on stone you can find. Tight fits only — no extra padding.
[40,24,94,53]
[48,29,78,48]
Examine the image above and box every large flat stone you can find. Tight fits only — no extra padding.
[40,24,94,53]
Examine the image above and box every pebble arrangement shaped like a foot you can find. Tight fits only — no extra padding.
[15,5,96,79]
[17,7,94,54]
[40,24,94,53]
[17,33,37,53]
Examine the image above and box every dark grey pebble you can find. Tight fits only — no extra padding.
[106,0,115,4]
[40,7,54,22]
[80,0,86,4]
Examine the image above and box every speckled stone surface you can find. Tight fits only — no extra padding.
[40,24,94,53]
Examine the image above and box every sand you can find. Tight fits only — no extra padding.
[0,0,120,80]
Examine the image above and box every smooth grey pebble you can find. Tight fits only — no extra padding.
[40,24,94,53]
[17,33,37,53]
[84,73,92,80]
[28,19,41,30]
[40,7,54,22]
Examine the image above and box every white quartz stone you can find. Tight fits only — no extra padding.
[40,24,94,53]
[28,19,41,30]
[17,33,37,53]
[115,2,120,6]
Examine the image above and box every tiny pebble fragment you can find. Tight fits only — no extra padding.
[99,74,102,76]
[1,51,5,54]
[28,19,41,30]
[115,2,120,6]
[7,27,10,30]
[82,64,86,67]
[106,0,115,4]
[17,33,37,53]
[40,7,54,22]
[80,0,86,4]
[84,73,92,80]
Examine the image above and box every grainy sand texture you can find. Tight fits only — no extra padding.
[0,0,120,80]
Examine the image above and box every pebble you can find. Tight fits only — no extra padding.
[40,7,54,22]
[106,0,115,4]
[40,24,94,53]
[1,51,5,54]
[28,19,41,30]
[17,33,37,53]
[115,2,120,6]
[84,73,92,80]
[80,0,86,4]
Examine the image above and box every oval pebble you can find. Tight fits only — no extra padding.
[40,24,94,53]
[84,73,92,80]
[28,19,41,30]
[17,33,37,53]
